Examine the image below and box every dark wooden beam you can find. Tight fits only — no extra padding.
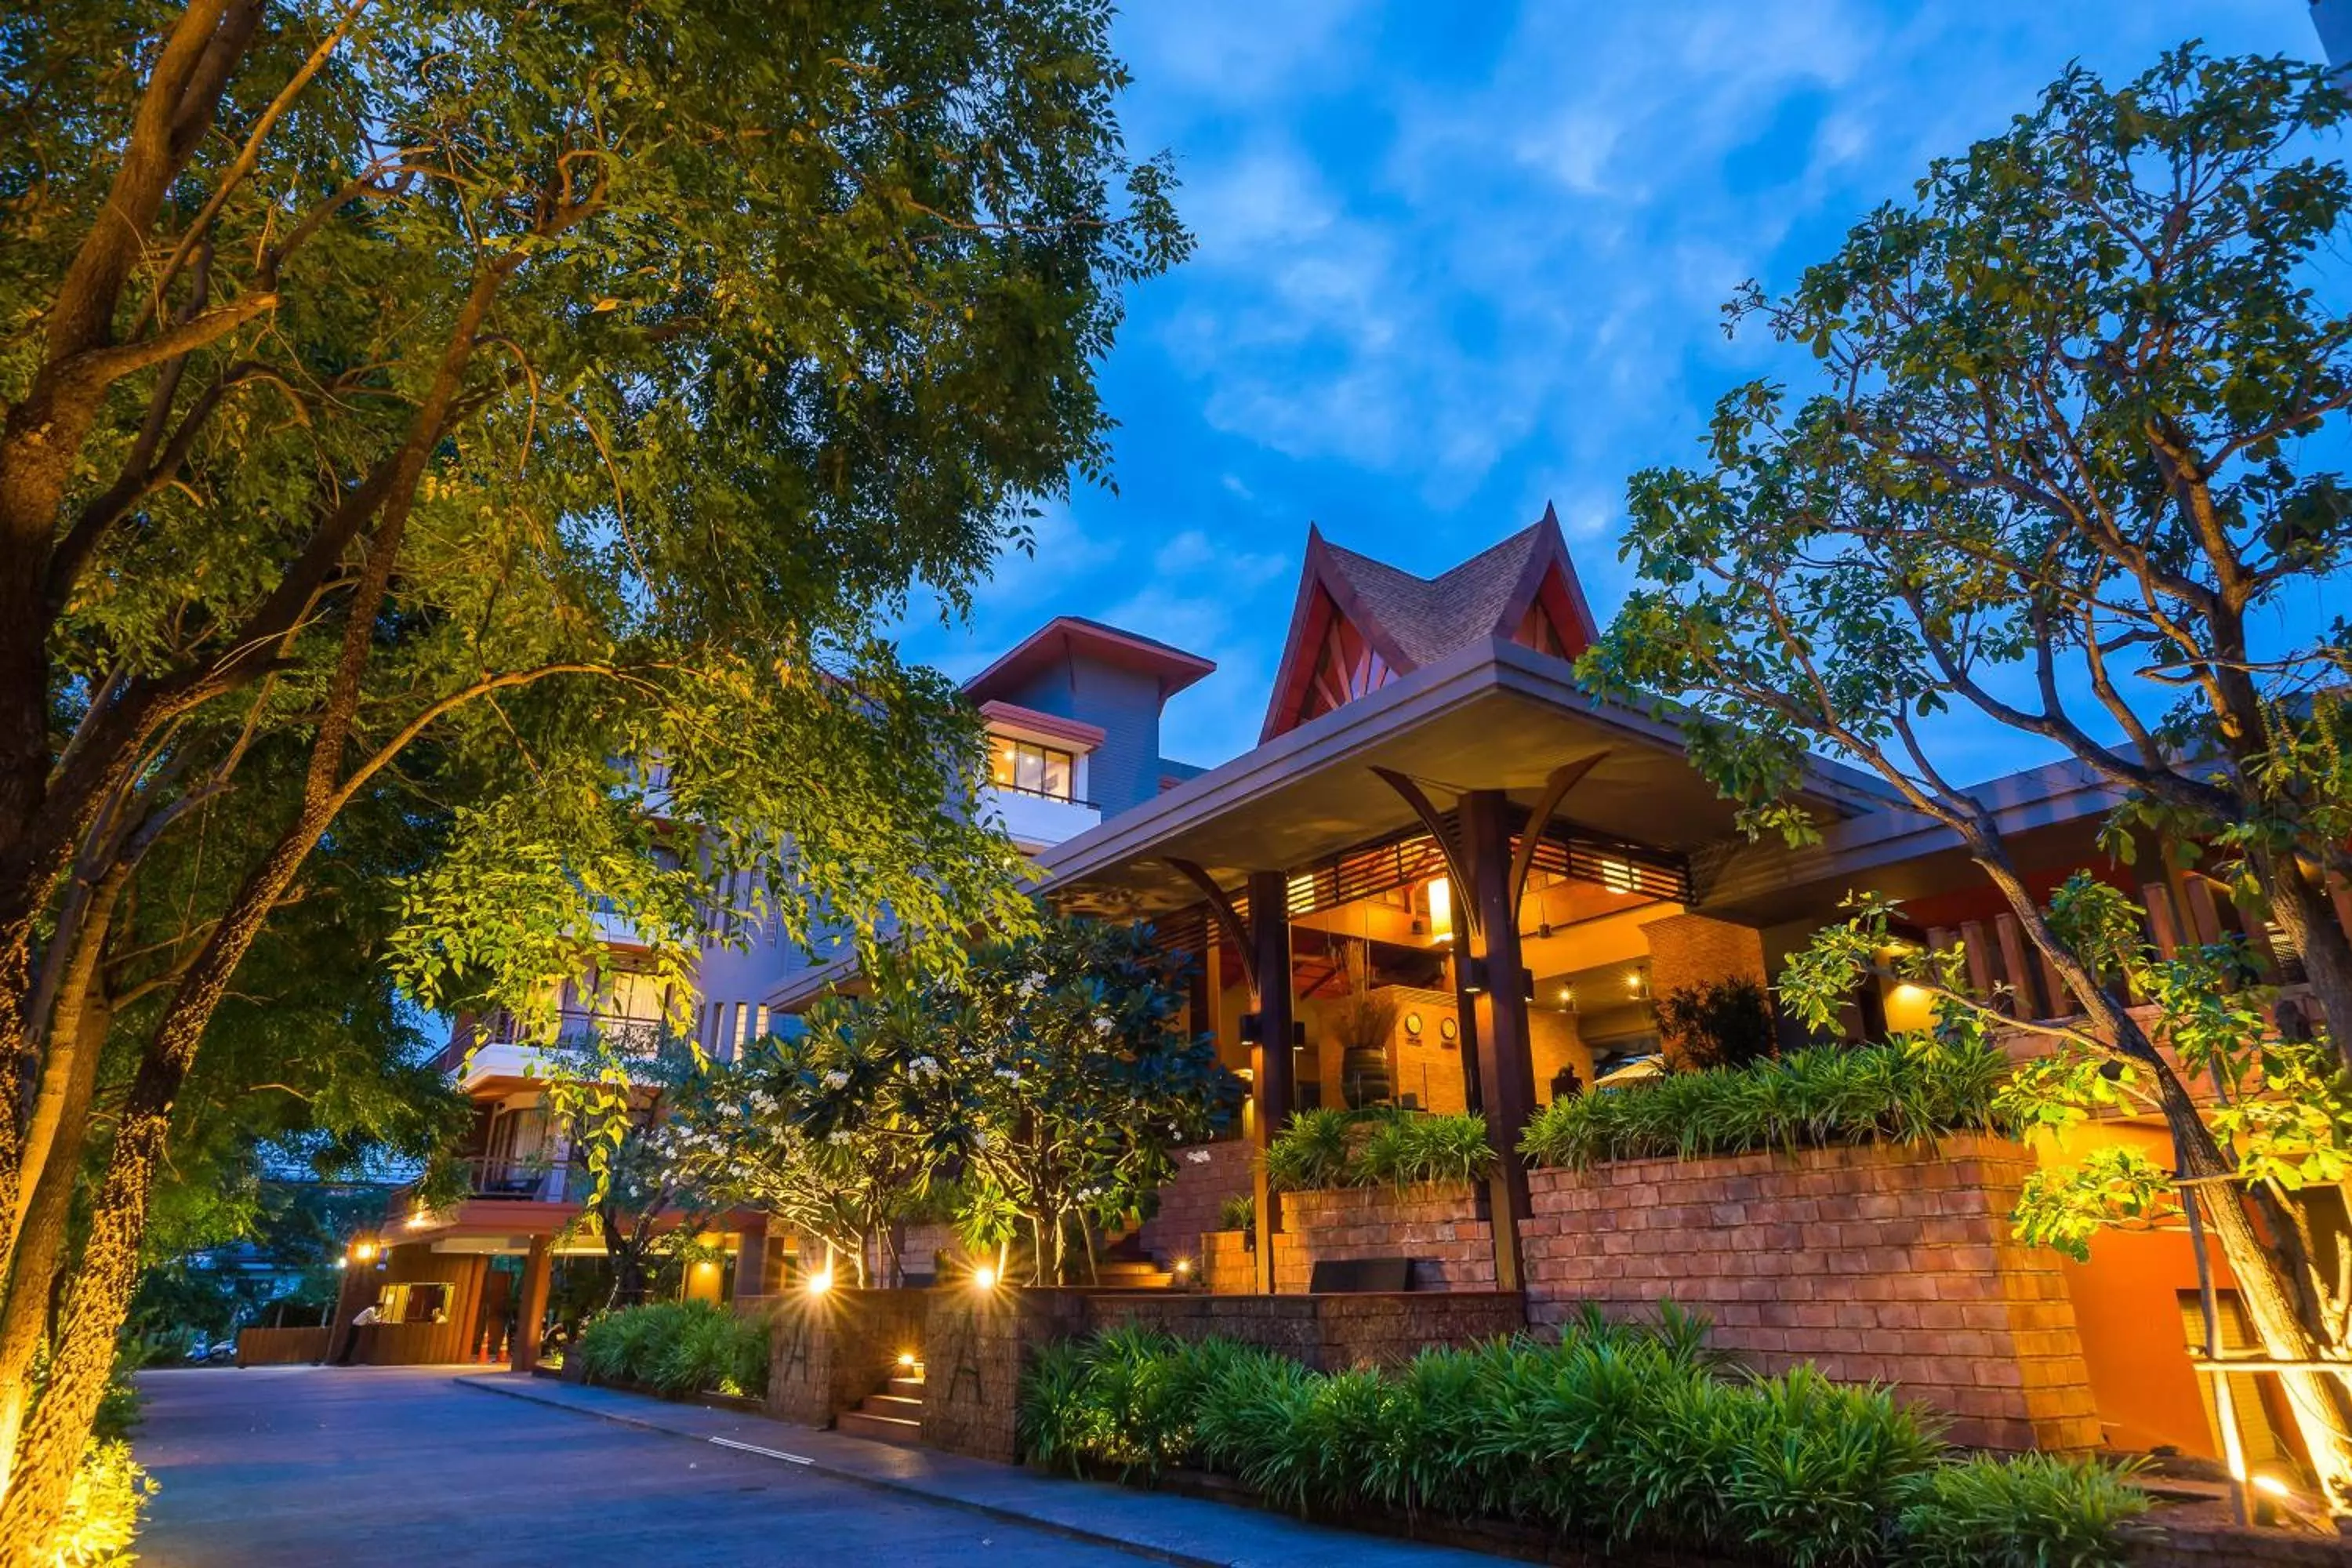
[1165,857,1257,993]
[1509,751,1610,914]
[1369,766,1479,938]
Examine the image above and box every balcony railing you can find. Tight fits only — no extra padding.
[458,1156,568,1203]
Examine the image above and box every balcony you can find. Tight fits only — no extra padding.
[982,782,1101,850]
[459,1156,570,1203]
[451,1016,666,1091]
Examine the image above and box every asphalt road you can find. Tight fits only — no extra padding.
[132,1366,1156,1566]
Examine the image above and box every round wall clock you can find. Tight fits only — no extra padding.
[1439,1017,1459,1044]
[1403,1011,1424,1036]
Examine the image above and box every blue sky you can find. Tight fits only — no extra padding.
[894,1,2328,780]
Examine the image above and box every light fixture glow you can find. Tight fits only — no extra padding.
[972,1265,998,1291]
[806,1267,834,1295]
[1426,878,1452,943]
[2252,1473,2293,1500]
[1173,1258,1192,1276]
[353,1242,378,1262]
[898,1351,917,1368]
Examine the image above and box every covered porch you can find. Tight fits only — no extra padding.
[1036,635,1879,1290]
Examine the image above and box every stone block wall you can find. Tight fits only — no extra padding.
[1272,1184,1495,1294]
[919,1289,1088,1462]
[1520,1136,2101,1451]
[1132,1138,1253,1265]
[1084,1290,1527,1372]
[1201,1229,1254,1294]
[764,1287,928,1428]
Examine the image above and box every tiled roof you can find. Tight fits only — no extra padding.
[1319,519,1552,670]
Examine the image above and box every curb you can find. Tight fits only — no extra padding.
[454,1374,1224,1567]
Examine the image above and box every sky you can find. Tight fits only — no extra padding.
[891,1,2332,781]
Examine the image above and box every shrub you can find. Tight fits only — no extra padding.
[1014,1308,2149,1567]
[1896,1453,2154,1568]
[1261,1107,1353,1190]
[1215,1192,1254,1233]
[575,1301,768,1398]
[1657,975,1778,1068]
[1519,1037,2013,1171]
[1265,1109,1494,1192]
[41,1438,155,1568]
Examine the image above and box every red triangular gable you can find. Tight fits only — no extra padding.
[1258,505,1599,742]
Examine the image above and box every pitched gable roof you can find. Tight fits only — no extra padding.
[1260,504,1599,742]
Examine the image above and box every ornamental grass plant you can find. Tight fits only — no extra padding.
[1263,1109,1497,1192]
[574,1301,769,1398]
[1017,1308,2151,1567]
[1518,1038,2013,1171]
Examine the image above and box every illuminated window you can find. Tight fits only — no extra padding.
[989,735,1076,800]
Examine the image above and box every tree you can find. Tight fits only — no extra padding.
[1588,46,2352,1514]
[0,0,1182,1550]
[673,996,957,1287]
[539,1037,722,1312]
[1691,46,2352,1060]
[793,915,1243,1284]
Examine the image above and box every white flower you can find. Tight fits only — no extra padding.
[1017,974,1044,998]
[907,1055,942,1081]
[1091,1016,1115,1037]
[821,1070,850,1091]
[993,1066,1023,1085]
[826,1128,854,1146]
[1185,1149,1212,1165]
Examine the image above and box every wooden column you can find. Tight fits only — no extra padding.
[510,1235,553,1373]
[1460,789,1534,1291]
[1246,869,1294,1294]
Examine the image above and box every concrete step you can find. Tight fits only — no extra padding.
[887,1376,926,1399]
[837,1409,923,1446]
[860,1393,925,1418]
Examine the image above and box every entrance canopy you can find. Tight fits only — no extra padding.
[1039,637,1886,919]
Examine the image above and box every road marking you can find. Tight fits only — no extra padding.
[710,1435,815,1465]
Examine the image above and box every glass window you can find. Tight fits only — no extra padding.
[985,735,1077,800]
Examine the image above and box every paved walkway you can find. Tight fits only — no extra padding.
[132,1365,1504,1567]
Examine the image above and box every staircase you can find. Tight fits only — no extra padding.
[1092,1256,1174,1290]
[835,1363,926,1446]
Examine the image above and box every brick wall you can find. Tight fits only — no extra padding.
[764,1287,928,1428]
[1520,1136,2100,1451]
[1133,1138,1253,1265]
[1272,1184,1496,1294]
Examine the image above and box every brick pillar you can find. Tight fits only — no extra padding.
[1461,790,1534,1292]
[1247,870,1294,1294]
[510,1235,552,1372]
[1641,912,1767,1068]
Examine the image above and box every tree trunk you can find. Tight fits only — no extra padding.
[1969,833,2352,1507]
[2259,848,2352,1072]
[0,975,111,1494]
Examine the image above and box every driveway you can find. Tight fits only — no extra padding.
[132,1366,1155,1566]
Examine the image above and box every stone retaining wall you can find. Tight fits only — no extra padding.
[1272,1183,1494,1293]
[1521,1135,2100,1451]
[1133,1139,1253,1265]
[763,1287,928,1428]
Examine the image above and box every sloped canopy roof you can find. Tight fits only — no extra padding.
[1261,506,1599,742]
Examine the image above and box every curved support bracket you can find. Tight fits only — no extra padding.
[1165,858,1257,993]
[1370,766,1479,939]
[1510,751,1611,916]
